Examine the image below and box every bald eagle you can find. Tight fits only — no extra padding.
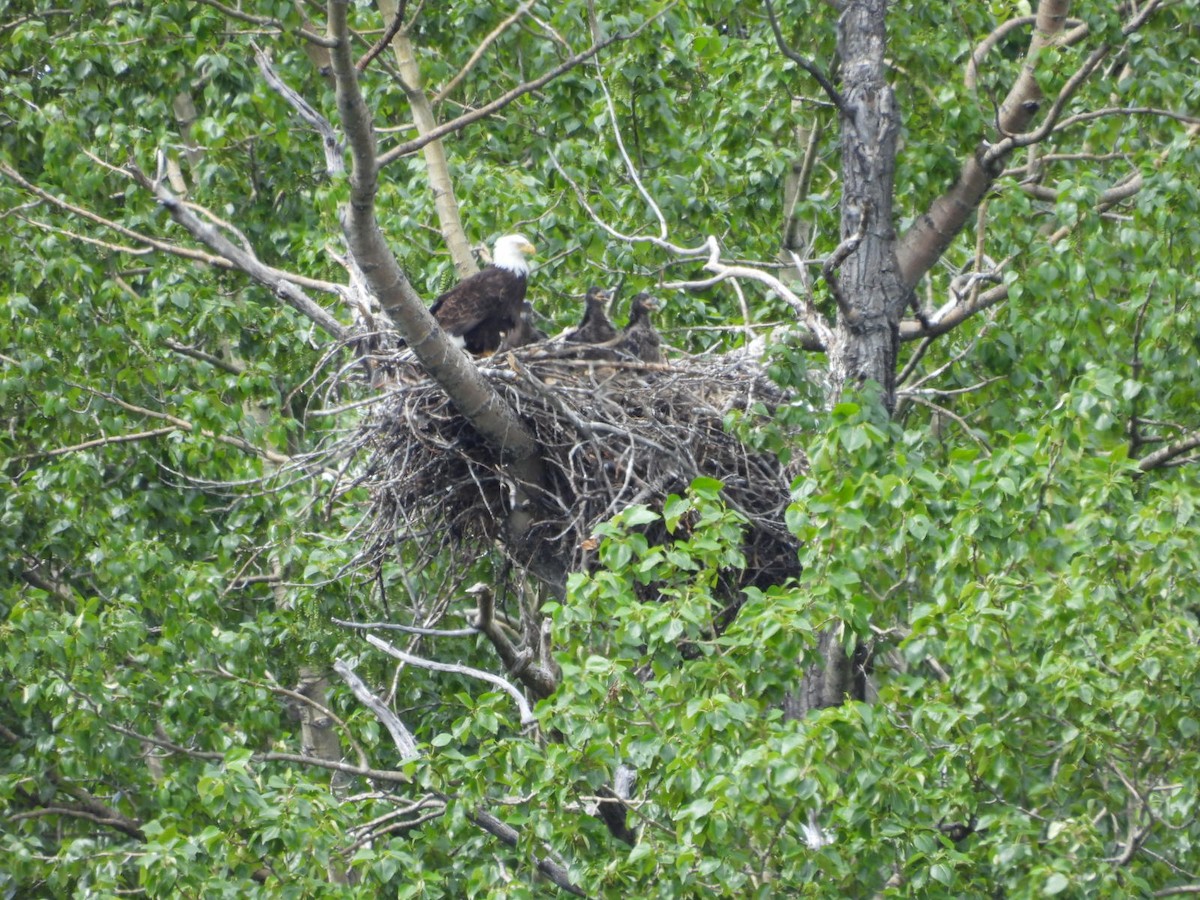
[619,293,663,363]
[429,234,536,355]
[567,286,617,345]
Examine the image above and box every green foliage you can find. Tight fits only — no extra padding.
[3,0,1200,896]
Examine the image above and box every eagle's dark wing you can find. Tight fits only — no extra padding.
[572,309,617,344]
[620,294,663,363]
[568,289,616,344]
[429,267,505,335]
[429,266,527,355]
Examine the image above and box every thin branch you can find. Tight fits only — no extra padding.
[20,427,178,460]
[78,386,293,466]
[1050,106,1200,133]
[333,616,478,637]
[663,237,834,348]
[356,0,409,72]
[905,394,992,454]
[982,44,1115,165]
[364,634,536,725]
[162,339,246,375]
[377,12,668,167]
[132,166,349,339]
[431,1,535,104]
[0,162,225,268]
[106,717,411,784]
[592,29,670,241]
[193,0,337,47]
[764,0,844,110]
[8,804,145,840]
[549,152,710,258]
[965,17,1088,91]
[17,215,155,257]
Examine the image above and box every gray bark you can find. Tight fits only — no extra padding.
[825,0,906,413]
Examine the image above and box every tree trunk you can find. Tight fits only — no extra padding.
[791,0,906,712]
[826,0,907,413]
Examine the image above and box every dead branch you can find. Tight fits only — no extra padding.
[333,659,421,760]
[764,0,844,110]
[363,633,536,725]
[376,12,668,167]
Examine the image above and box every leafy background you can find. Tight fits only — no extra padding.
[2,0,1199,895]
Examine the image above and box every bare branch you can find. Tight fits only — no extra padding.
[377,13,668,167]
[764,0,844,110]
[193,0,337,47]
[0,162,225,269]
[592,32,671,241]
[904,394,992,454]
[162,338,246,375]
[662,237,834,348]
[334,616,478,637]
[333,659,421,761]
[8,803,145,841]
[1055,105,1200,133]
[356,0,408,72]
[254,45,345,176]
[77,386,294,466]
[364,633,536,725]
[20,427,178,461]
[431,1,535,104]
[549,152,710,257]
[136,171,350,339]
[383,22,477,277]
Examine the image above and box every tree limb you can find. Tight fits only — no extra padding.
[764,0,844,110]
[333,659,421,761]
[376,15,666,167]
[1137,429,1200,473]
[364,633,536,725]
[328,0,564,587]
[431,1,535,105]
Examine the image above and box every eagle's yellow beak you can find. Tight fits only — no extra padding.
[521,239,537,257]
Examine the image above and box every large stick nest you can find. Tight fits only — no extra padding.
[349,343,806,598]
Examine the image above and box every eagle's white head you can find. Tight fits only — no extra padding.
[492,234,536,276]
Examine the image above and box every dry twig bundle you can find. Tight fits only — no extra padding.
[344,344,805,599]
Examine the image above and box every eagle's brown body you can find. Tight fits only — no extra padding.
[619,293,663,363]
[567,286,616,345]
[428,235,535,355]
